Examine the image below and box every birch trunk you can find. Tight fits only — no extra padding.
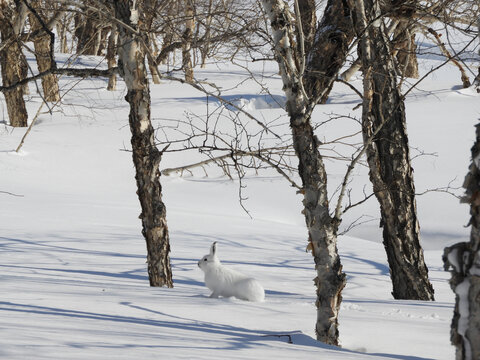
[0,1,28,127]
[29,0,60,102]
[106,24,118,91]
[114,0,173,288]
[392,20,419,79]
[262,0,345,345]
[182,0,194,83]
[296,0,316,57]
[354,0,434,300]
[304,0,355,103]
[147,34,161,84]
[56,13,69,53]
[443,123,480,360]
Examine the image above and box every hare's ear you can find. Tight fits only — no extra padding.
[210,242,217,256]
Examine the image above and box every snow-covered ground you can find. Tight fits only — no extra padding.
[1,43,479,359]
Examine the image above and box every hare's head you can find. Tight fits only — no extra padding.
[198,242,220,271]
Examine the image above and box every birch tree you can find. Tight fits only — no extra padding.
[261,0,346,345]
[353,0,435,300]
[0,0,28,127]
[443,123,480,360]
[28,0,61,102]
[303,0,355,103]
[113,0,173,287]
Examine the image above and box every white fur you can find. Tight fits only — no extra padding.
[197,242,265,302]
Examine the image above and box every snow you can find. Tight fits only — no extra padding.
[1,41,479,359]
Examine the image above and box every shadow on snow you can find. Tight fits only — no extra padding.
[0,301,433,359]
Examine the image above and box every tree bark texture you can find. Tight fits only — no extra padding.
[147,34,161,84]
[0,1,28,127]
[106,24,118,91]
[200,0,214,68]
[354,0,434,300]
[262,0,346,345]
[29,0,60,102]
[443,123,480,360]
[296,0,316,57]
[182,0,195,83]
[303,0,355,104]
[392,20,419,79]
[74,3,107,57]
[114,0,173,288]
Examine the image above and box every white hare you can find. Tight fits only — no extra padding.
[197,242,265,302]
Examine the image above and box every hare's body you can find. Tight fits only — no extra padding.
[198,242,265,302]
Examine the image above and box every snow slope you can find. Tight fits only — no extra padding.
[1,47,479,359]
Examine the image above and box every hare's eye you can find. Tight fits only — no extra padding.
[203,258,207,261]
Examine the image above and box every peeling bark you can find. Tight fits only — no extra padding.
[182,0,195,83]
[0,0,28,127]
[392,20,419,79]
[304,0,355,103]
[354,0,434,300]
[296,0,316,56]
[114,0,173,288]
[106,24,118,91]
[444,123,480,360]
[262,0,345,345]
[29,0,60,102]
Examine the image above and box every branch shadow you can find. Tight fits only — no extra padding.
[0,301,435,359]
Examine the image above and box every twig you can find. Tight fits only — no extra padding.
[0,191,24,197]
[16,102,45,153]
[161,74,281,139]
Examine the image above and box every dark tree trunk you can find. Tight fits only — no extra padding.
[74,3,108,57]
[304,0,355,104]
[262,0,346,345]
[0,1,28,127]
[114,0,173,288]
[443,123,480,360]
[296,0,316,56]
[74,12,98,55]
[354,0,434,300]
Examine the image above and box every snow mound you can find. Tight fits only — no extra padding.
[225,94,286,111]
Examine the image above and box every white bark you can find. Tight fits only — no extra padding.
[262,0,345,345]
[444,123,480,360]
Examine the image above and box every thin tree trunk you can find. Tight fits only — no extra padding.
[114,0,173,288]
[29,1,60,102]
[19,49,29,95]
[0,1,28,127]
[56,13,69,53]
[392,20,419,79]
[182,0,194,83]
[147,33,161,84]
[159,4,177,67]
[296,0,316,56]
[74,5,103,56]
[106,24,118,91]
[200,0,213,68]
[354,0,434,300]
[262,0,346,345]
[444,123,480,360]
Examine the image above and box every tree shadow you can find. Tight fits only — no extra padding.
[0,301,434,359]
